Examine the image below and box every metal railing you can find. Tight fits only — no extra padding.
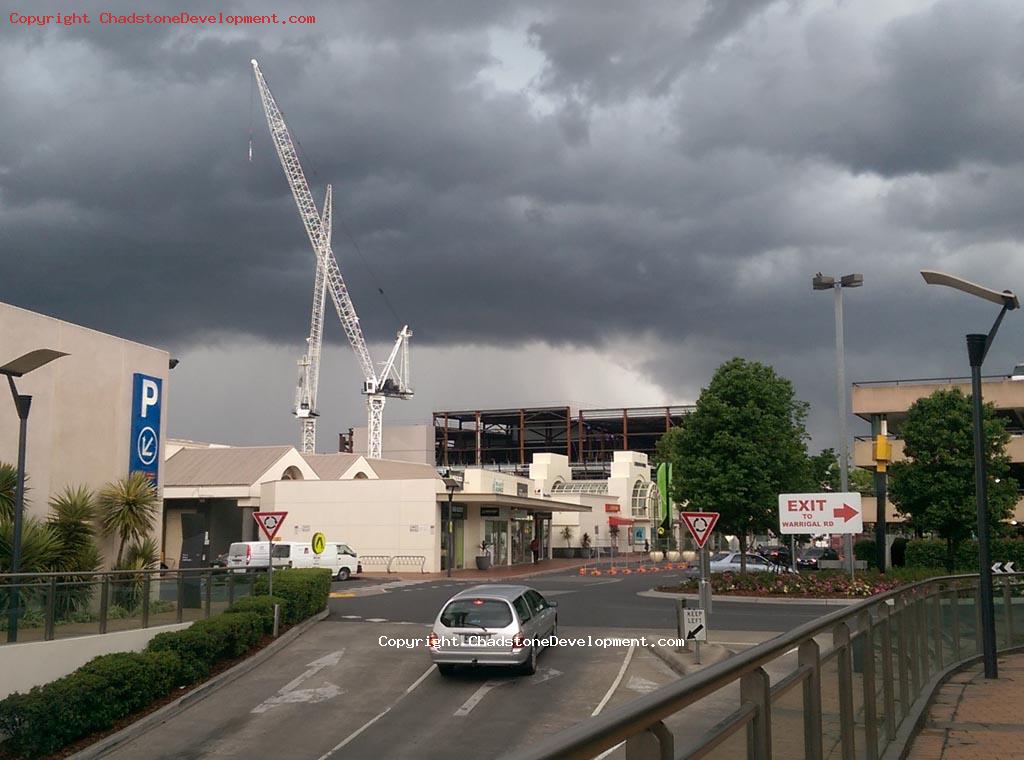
[503,572,1024,760]
[0,567,267,645]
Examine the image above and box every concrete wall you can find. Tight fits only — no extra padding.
[260,478,443,571]
[852,378,1024,416]
[352,424,433,463]
[0,623,190,699]
[0,302,169,561]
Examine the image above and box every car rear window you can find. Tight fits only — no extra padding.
[710,552,729,562]
[440,599,513,628]
[228,544,247,556]
[271,545,291,558]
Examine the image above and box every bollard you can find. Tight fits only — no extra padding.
[273,603,281,638]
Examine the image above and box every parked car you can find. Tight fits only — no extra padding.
[797,546,839,570]
[708,552,775,573]
[209,551,229,568]
[429,584,558,676]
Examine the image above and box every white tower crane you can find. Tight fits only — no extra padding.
[251,59,412,459]
[294,184,331,454]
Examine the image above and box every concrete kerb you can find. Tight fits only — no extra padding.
[648,639,734,677]
[68,608,331,760]
[639,589,859,606]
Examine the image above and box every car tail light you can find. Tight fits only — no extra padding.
[245,545,252,565]
[512,633,525,650]
[428,633,440,649]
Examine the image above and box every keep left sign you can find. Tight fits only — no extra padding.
[129,373,162,484]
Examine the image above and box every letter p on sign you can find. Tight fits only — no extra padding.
[141,379,160,417]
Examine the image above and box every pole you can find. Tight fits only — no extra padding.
[790,534,797,573]
[967,332,998,678]
[699,545,712,614]
[268,538,273,597]
[834,285,854,580]
[6,379,30,644]
[446,489,454,578]
[873,416,888,573]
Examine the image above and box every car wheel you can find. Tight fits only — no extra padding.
[550,617,558,639]
[336,567,350,581]
[437,663,456,677]
[521,645,538,675]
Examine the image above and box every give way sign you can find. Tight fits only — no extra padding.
[777,493,862,535]
[680,512,719,548]
[253,511,288,541]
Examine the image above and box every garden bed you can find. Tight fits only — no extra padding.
[656,568,945,599]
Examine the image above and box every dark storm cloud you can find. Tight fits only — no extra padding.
[4,0,1024,449]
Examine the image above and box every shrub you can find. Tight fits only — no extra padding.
[905,540,950,570]
[0,650,180,757]
[854,539,877,569]
[148,611,263,686]
[228,595,286,634]
[254,569,330,625]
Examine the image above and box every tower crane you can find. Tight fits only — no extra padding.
[251,59,412,459]
[293,184,331,454]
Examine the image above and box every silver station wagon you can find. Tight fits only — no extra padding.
[428,584,558,676]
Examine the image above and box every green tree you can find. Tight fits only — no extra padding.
[0,461,29,523]
[888,388,1017,571]
[48,486,103,616]
[804,448,874,495]
[99,473,159,566]
[656,358,810,572]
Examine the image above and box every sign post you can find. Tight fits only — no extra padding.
[778,493,862,579]
[253,511,287,596]
[681,512,719,617]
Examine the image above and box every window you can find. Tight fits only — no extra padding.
[550,481,609,495]
[730,555,742,564]
[440,599,513,628]
[525,590,547,614]
[631,480,657,517]
[281,466,304,480]
[711,552,729,562]
[513,596,533,622]
[271,545,291,558]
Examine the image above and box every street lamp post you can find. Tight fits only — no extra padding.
[441,473,461,579]
[1,349,68,643]
[813,273,863,578]
[921,270,1019,679]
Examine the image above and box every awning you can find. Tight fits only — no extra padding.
[608,516,634,526]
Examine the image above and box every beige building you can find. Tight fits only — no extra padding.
[0,301,170,562]
[852,375,1024,523]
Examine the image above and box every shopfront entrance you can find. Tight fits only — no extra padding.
[484,519,509,567]
[510,510,534,565]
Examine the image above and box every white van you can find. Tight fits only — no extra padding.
[227,540,361,580]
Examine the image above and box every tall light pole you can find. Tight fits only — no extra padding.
[921,269,1019,679]
[1,349,68,643]
[442,473,461,578]
[813,273,863,577]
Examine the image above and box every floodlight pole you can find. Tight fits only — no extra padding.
[5,377,31,643]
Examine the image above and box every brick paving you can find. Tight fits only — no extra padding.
[906,654,1024,759]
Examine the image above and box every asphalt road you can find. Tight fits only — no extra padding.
[101,568,832,760]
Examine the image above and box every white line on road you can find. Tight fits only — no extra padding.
[454,680,510,717]
[318,665,434,759]
[592,641,635,717]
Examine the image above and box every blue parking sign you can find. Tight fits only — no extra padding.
[129,373,162,484]
[633,527,645,543]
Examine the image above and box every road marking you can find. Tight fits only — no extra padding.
[252,650,345,714]
[454,680,511,717]
[526,666,562,686]
[592,642,635,716]
[340,615,361,619]
[318,665,434,759]
[331,592,356,598]
[626,675,659,694]
[366,618,388,622]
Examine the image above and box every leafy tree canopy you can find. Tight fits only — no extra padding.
[656,358,810,566]
[888,388,1017,568]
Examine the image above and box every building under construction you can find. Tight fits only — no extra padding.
[433,405,693,475]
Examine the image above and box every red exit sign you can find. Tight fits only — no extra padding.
[604,503,620,513]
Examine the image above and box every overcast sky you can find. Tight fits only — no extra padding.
[3,0,1024,453]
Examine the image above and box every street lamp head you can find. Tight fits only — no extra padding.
[812,273,835,290]
[0,349,68,378]
[840,274,864,288]
[921,270,1020,310]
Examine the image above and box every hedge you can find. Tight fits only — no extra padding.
[853,539,878,569]
[227,594,287,634]
[905,538,1024,571]
[254,568,331,625]
[0,650,181,757]
[0,568,332,758]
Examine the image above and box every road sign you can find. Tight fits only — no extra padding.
[777,493,863,535]
[657,526,665,536]
[681,512,719,548]
[684,609,706,641]
[992,561,1017,574]
[128,373,162,484]
[253,511,288,541]
[311,532,326,555]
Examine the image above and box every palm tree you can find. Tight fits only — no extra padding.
[48,485,102,617]
[99,473,158,566]
[0,461,29,523]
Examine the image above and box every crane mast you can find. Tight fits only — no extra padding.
[294,185,331,454]
[251,59,412,459]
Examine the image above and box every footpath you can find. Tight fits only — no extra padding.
[907,652,1024,759]
[359,555,647,582]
